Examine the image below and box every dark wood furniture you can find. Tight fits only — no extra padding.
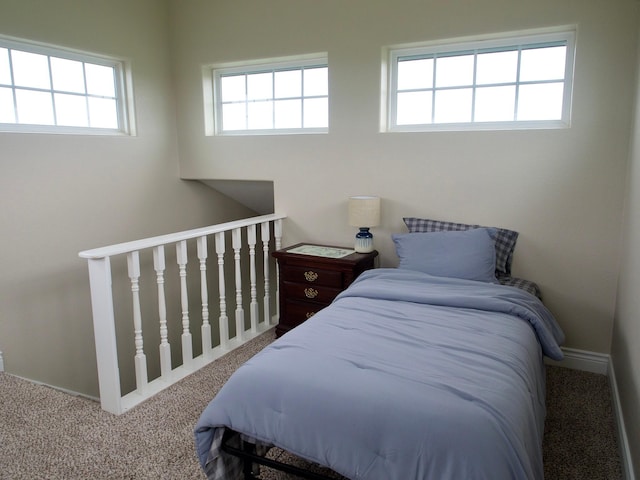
[272,243,378,337]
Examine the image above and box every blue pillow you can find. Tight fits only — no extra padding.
[392,228,498,283]
[403,217,518,275]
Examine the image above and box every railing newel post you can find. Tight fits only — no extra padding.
[86,257,123,414]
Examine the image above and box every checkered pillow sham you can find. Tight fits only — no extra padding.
[496,272,542,299]
[403,217,519,275]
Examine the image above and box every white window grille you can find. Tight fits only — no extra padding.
[0,35,134,135]
[204,54,328,135]
[386,28,576,132]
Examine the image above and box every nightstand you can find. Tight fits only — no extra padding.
[272,243,378,337]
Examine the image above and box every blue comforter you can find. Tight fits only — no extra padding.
[195,268,565,480]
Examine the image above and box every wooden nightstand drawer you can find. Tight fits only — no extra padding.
[284,300,324,328]
[281,265,343,288]
[282,281,341,304]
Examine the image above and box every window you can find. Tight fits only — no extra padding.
[386,28,575,132]
[205,54,328,135]
[0,35,133,134]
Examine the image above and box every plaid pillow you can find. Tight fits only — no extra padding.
[495,272,542,299]
[403,217,519,275]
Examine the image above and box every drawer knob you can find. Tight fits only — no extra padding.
[306,312,315,319]
[304,271,319,282]
[304,287,318,299]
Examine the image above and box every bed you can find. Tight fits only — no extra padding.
[195,221,565,480]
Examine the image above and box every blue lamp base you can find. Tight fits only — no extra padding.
[354,227,374,253]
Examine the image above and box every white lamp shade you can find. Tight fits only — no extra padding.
[348,196,381,227]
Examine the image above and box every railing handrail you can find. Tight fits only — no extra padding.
[79,213,286,260]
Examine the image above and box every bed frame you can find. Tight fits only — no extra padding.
[221,429,340,480]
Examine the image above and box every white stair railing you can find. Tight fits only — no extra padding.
[79,214,284,415]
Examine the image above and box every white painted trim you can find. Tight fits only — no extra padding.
[545,347,609,374]
[8,373,100,403]
[385,27,576,133]
[0,350,4,372]
[0,34,134,136]
[79,213,286,259]
[608,361,637,480]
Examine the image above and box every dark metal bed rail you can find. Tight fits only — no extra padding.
[221,430,339,480]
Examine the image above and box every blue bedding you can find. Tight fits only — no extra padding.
[195,268,565,480]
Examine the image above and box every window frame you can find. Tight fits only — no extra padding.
[384,27,576,132]
[204,54,329,136]
[0,34,135,135]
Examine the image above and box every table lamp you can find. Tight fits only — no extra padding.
[348,196,381,253]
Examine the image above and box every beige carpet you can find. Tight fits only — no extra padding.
[0,330,622,479]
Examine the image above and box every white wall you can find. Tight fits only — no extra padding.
[171,0,639,356]
[0,0,254,397]
[612,20,640,474]
[1,1,637,444]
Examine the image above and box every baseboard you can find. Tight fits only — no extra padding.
[608,361,637,480]
[544,347,609,375]
[9,373,99,403]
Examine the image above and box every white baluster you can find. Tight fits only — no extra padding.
[176,241,193,368]
[274,218,283,250]
[247,225,259,332]
[261,221,271,324]
[215,232,229,349]
[197,236,212,358]
[232,228,245,341]
[274,219,283,321]
[127,251,148,393]
[153,245,172,381]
